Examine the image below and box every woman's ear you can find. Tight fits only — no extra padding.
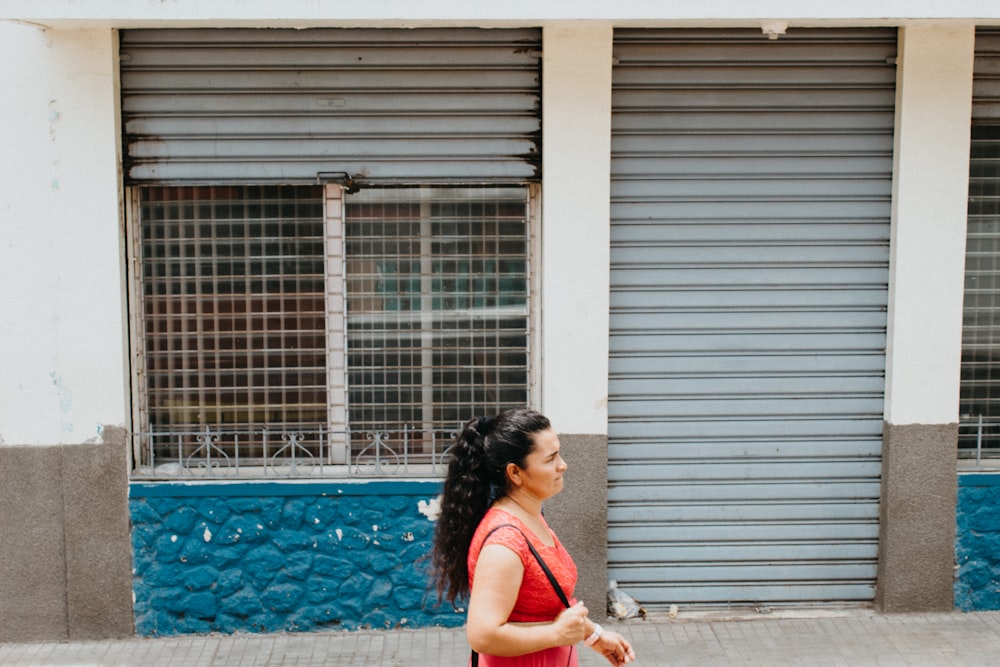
[505,462,523,488]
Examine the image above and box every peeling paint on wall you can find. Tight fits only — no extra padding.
[83,424,106,444]
[50,372,72,414]
[417,496,441,521]
[48,101,60,140]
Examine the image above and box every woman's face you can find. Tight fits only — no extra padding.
[513,427,567,500]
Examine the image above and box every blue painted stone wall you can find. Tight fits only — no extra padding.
[955,473,1000,611]
[130,480,463,636]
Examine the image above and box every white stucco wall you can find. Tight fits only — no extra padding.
[1,0,999,27]
[0,23,124,445]
[884,24,976,426]
[540,24,614,434]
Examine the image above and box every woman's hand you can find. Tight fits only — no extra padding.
[590,628,636,666]
[551,601,590,646]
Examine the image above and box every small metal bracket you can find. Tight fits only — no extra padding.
[317,171,360,193]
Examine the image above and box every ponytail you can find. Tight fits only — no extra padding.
[430,408,551,604]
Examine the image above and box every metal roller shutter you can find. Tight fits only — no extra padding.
[119,28,541,185]
[608,28,896,607]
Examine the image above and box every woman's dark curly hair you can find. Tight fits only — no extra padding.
[430,407,551,604]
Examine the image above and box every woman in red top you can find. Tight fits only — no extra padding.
[431,408,635,666]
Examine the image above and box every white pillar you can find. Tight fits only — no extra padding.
[884,24,976,426]
[540,23,614,434]
[0,25,125,444]
[877,23,975,612]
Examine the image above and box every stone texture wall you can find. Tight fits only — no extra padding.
[955,473,1000,611]
[876,423,957,611]
[0,431,133,642]
[130,480,463,635]
[544,433,608,613]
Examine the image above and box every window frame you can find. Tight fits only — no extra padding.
[123,183,541,479]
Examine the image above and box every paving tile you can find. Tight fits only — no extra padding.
[4,611,1000,666]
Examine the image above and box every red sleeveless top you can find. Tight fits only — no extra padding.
[467,507,578,622]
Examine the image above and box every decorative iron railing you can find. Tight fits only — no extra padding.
[129,425,461,479]
[958,415,1000,464]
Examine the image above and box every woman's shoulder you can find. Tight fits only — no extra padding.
[475,506,524,538]
[472,507,529,553]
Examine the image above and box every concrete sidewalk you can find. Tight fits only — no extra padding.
[3,609,1000,666]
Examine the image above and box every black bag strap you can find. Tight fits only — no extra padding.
[470,523,571,665]
[480,523,572,607]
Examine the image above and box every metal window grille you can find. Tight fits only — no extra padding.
[961,125,1000,460]
[343,186,531,447]
[133,185,328,472]
[129,185,531,478]
[958,29,1000,462]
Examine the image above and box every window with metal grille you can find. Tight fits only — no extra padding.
[129,184,532,477]
[961,126,1000,459]
[343,187,530,441]
[137,185,328,429]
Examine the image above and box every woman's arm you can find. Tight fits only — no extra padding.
[465,543,589,657]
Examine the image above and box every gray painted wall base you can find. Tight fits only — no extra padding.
[0,428,134,641]
[544,433,608,617]
[876,422,957,612]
